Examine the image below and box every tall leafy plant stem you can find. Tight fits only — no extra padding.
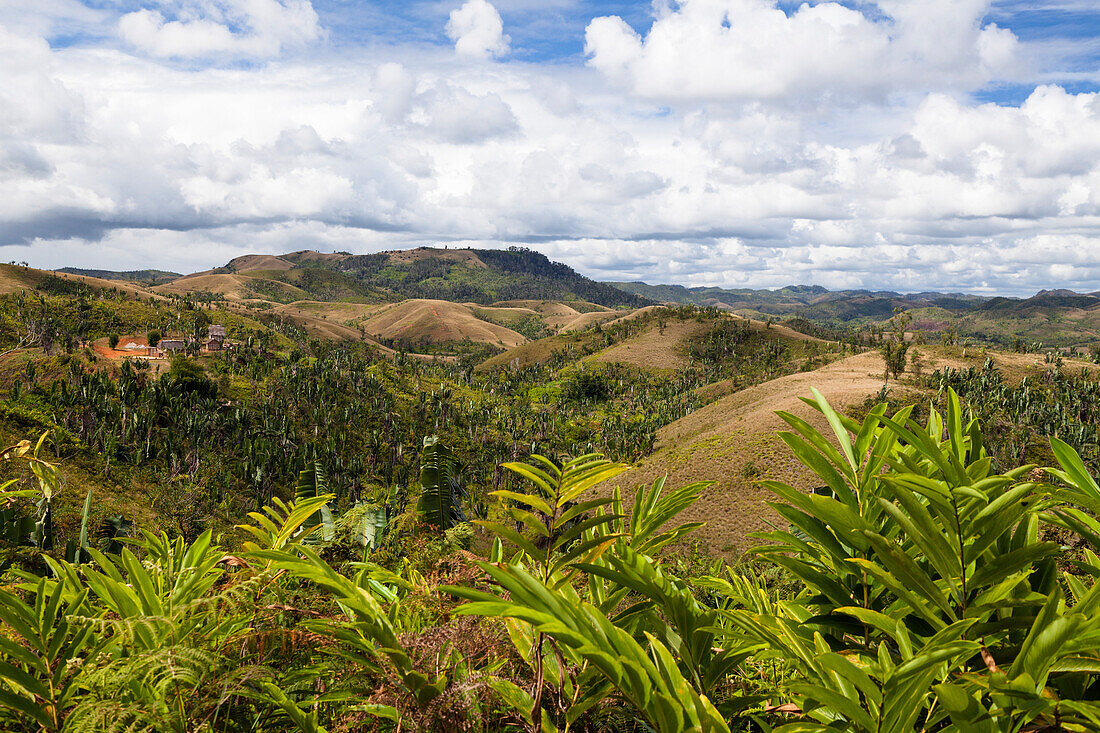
[950,484,968,616]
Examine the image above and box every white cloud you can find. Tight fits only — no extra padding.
[584,0,1020,103]
[2,3,1100,296]
[117,0,322,59]
[446,0,510,59]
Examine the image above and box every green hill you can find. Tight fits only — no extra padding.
[331,247,651,308]
[57,267,182,284]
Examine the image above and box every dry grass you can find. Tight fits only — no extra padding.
[385,247,489,268]
[492,300,582,316]
[911,345,1100,385]
[0,264,40,294]
[470,305,542,328]
[598,351,920,558]
[281,250,350,266]
[601,305,663,326]
[274,301,382,323]
[224,254,295,272]
[358,299,526,348]
[593,319,708,371]
[277,310,370,342]
[0,265,162,299]
[475,334,584,371]
[600,344,1100,558]
[556,311,624,333]
[153,273,307,302]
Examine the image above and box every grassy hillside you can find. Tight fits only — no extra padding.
[131,247,652,352]
[612,280,1100,349]
[6,259,1100,731]
[56,267,181,284]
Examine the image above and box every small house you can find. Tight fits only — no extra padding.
[204,324,227,352]
[159,339,187,354]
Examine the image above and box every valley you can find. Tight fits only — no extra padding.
[3,246,1100,731]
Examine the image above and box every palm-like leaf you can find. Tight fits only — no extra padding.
[446,560,730,733]
[416,436,467,530]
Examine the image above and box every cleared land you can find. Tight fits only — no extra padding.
[0,265,161,299]
[597,344,1099,558]
[598,350,902,557]
[387,247,489,268]
[154,273,308,302]
[225,254,295,272]
[358,299,526,348]
[594,319,709,371]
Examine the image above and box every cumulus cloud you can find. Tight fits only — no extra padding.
[446,0,510,59]
[585,0,1020,103]
[2,2,1100,295]
[117,0,322,59]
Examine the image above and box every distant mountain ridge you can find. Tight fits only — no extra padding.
[607,281,989,320]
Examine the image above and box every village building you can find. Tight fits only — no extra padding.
[158,338,187,354]
[204,324,226,352]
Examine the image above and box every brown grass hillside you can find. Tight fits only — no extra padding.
[281,250,351,266]
[358,299,526,348]
[592,313,823,372]
[600,351,914,558]
[471,305,543,326]
[557,311,624,332]
[600,344,1098,558]
[225,254,295,272]
[594,319,709,371]
[153,273,308,302]
[386,247,489,268]
[0,265,162,299]
[493,300,583,316]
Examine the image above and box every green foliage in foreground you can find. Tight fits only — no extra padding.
[3,388,1100,731]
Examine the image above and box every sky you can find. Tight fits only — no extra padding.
[2,1,1100,295]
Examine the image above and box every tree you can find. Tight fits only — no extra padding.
[880,307,911,383]
[146,330,161,348]
[107,333,120,349]
[167,354,216,398]
[192,309,211,341]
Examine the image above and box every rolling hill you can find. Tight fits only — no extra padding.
[611,280,1100,348]
[127,247,652,353]
[57,267,181,284]
[594,344,1098,557]
[333,247,650,307]
[609,280,987,317]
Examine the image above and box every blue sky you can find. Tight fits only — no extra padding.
[4,0,1100,294]
[313,0,1100,90]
